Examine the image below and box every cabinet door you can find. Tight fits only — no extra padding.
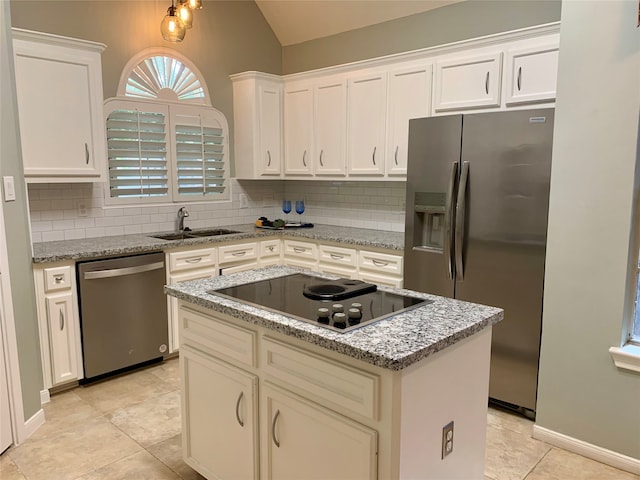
[433,52,502,112]
[504,44,559,105]
[262,383,377,480]
[181,346,259,480]
[314,79,347,175]
[259,83,282,175]
[13,40,104,180]
[284,85,313,176]
[348,72,387,175]
[45,292,79,385]
[386,64,432,176]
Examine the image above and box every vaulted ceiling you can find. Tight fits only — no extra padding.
[254,0,463,46]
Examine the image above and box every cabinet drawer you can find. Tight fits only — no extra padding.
[318,244,357,267]
[180,305,256,367]
[220,261,259,276]
[169,247,217,273]
[262,336,379,419]
[44,265,73,292]
[260,239,281,258]
[358,250,403,276]
[358,271,403,289]
[283,240,318,260]
[218,242,258,266]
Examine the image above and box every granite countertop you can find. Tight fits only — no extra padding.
[32,224,405,263]
[165,265,503,371]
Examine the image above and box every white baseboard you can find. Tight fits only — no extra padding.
[40,389,50,405]
[18,408,45,444]
[533,425,640,475]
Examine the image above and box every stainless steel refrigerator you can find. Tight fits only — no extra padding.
[403,109,554,414]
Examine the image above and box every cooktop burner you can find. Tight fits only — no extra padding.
[210,273,432,333]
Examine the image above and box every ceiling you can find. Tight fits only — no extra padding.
[254,0,463,46]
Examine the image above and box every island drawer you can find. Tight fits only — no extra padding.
[261,336,379,420]
[283,239,318,260]
[180,306,256,367]
[169,247,217,273]
[318,244,358,267]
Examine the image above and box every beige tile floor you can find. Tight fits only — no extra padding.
[1,357,638,480]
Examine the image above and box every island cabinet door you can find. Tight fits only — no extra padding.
[262,382,377,480]
[181,346,259,480]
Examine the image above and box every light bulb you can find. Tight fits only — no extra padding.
[188,0,203,10]
[178,2,193,29]
[161,4,186,42]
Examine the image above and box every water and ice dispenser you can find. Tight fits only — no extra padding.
[412,192,446,252]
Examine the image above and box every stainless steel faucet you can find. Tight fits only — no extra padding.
[177,207,189,231]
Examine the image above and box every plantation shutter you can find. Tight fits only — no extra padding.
[172,106,227,200]
[105,101,169,200]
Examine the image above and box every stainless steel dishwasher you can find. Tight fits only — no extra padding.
[77,252,168,381]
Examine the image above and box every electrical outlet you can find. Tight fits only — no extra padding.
[240,193,248,209]
[263,192,274,207]
[76,201,88,217]
[441,421,454,459]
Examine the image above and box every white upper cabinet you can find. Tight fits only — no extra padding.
[347,71,387,176]
[231,72,283,179]
[314,78,348,176]
[433,51,503,112]
[283,84,313,176]
[504,40,559,106]
[12,29,106,183]
[386,63,432,176]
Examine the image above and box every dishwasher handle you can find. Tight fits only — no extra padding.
[83,261,164,280]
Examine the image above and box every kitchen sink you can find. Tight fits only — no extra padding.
[152,228,242,241]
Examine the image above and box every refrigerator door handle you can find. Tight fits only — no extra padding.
[444,161,459,280]
[455,161,470,281]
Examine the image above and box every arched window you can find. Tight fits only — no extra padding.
[104,49,229,204]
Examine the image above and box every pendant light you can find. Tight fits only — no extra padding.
[177,0,193,29]
[161,0,186,42]
[188,0,203,10]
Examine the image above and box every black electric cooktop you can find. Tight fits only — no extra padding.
[210,273,432,333]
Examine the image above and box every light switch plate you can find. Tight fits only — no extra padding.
[3,176,16,202]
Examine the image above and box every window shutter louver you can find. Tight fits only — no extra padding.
[174,111,227,199]
[106,107,169,199]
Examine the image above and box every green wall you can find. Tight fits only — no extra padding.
[282,0,561,74]
[536,0,640,459]
[1,0,43,420]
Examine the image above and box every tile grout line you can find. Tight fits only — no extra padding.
[521,446,554,480]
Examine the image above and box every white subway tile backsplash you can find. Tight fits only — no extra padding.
[27,179,405,241]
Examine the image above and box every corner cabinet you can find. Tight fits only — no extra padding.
[231,72,283,179]
[12,28,106,183]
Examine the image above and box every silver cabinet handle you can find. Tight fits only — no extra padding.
[53,274,65,283]
[517,66,522,91]
[455,161,470,281]
[235,391,244,427]
[485,72,489,95]
[267,150,272,167]
[319,150,324,167]
[231,251,247,257]
[372,259,388,267]
[272,409,281,448]
[59,309,64,331]
[394,146,399,165]
[302,150,307,167]
[293,247,305,253]
[85,143,90,165]
[84,261,164,280]
[372,146,377,165]
[330,253,344,260]
[185,257,202,264]
[444,161,459,280]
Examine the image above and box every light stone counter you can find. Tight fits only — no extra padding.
[165,265,503,371]
[32,224,404,263]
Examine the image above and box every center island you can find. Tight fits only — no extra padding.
[165,265,503,480]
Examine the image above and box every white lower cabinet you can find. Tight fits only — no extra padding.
[262,382,377,480]
[260,239,282,267]
[358,249,404,288]
[181,345,259,480]
[218,241,259,275]
[33,262,83,388]
[317,243,358,279]
[282,239,318,270]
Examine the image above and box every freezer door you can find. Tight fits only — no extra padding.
[456,109,554,411]
[404,115,462,298]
